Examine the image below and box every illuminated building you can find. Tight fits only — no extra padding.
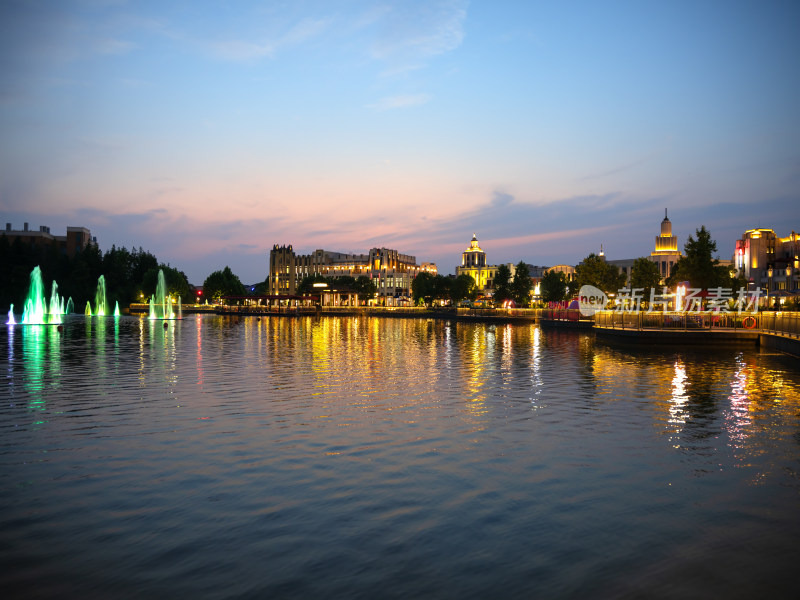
[601,210,682,285]
[268,244,437,304]
[547,264,576,282]
[454,234,516,296]
[735,229,799,294]
[2,222,94,258]
[648,209,682,281]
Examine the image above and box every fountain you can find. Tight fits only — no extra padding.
[48,281,62,325]
[66,297,74,314]
[8,266,65,325]
[114,301,121,317]
[148,269,180,320]
[21,267,48,325]
[94,275,108,317]
[85,302,92,316]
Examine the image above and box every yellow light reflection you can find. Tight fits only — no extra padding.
[668,360,689,432]
[726,354,751,448]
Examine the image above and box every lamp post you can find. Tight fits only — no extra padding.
[768,266,774,309]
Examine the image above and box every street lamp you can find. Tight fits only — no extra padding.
[767,267,774,309]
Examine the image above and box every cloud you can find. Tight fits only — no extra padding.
[578,154,656,182]
[281,18,330,46]
[93,37,134,55]
[209,40,274,61]
[491,191,513,207]
[371,0,468,61]
[367,93,431,111]
[202,15,330,63]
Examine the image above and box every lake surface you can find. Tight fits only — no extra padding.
[2,315,799,599]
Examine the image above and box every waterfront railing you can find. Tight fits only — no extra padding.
[595,310,761,331]
[595,310,800,337]
[759,311,800,338]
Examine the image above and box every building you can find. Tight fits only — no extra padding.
[268,244,437,304]
[524,264,549,298]
[648,209,682,282]
[547,264,576,283]
[601,210,682,285]
[735,228,799,294]
[2,222,94,258]
[454,234,516,296]
[606,258,636,286]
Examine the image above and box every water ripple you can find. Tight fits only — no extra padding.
[1,316,799,598]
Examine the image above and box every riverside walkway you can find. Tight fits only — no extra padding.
[594,310,800,358]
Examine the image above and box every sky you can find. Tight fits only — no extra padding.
[1,0,798,285]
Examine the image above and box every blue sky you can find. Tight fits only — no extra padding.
[1,0,798,284]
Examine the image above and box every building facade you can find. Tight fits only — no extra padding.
[735,229,799,294]
[546,264,576,282]
[268,244,437,304]
[2,222,94,258]
[606,258,636,286]
[454,234,516,296]
[648,210,682,281]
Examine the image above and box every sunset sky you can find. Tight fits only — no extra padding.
[1,0,798,284]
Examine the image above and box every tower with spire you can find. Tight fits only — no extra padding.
[649,209,682,281]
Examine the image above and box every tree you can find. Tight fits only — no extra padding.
[449,274,478,305]
[297,274,328,295]
[629,257,662,305]
[511,261,532,307]
[251,280,268,295]
[493,264,513,303]
[353,276,377,304]
[575,253,626,295]
[412,272,435,306]
[332,275,356,289]
[202,266,246,302]
[567,278,580,298]
[540,270,568,304]
[142,265,191,302]
[666,225,724,290]
[431,275,452,305]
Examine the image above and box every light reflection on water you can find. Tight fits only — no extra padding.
[1,315,799,599]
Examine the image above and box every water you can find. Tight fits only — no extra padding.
[2,316,799,599]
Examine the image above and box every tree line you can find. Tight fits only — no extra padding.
[539,226,748,305]
[2,224,757,313]
[0,234,252,313]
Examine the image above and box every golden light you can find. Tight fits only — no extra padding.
[676,284,686,311]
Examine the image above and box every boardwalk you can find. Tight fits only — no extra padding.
[594,310,800,358]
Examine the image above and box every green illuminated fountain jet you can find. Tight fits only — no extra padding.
[18,266,63,325]
[148,269,181,319]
